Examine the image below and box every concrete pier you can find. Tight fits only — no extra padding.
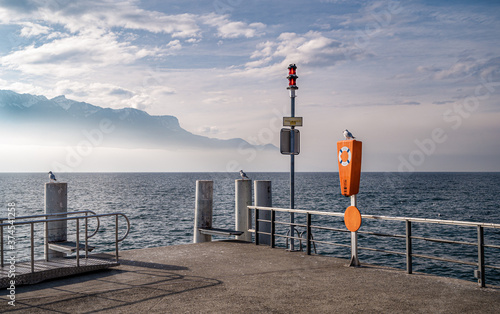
[3,241,498,313]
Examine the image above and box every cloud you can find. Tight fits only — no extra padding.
[201,13,266,38]
[0,29,158,76]
[242,31,350,76]
[19,22,51,37]
[417,57,500,81]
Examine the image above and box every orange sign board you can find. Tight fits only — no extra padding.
[344,206,362,232]
[337,140,362,197]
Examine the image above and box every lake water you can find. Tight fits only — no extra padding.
[1,172,499,285]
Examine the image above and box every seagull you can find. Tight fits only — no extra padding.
[343,129,356,140]
[239,170,249,180]
[48,171,57,182]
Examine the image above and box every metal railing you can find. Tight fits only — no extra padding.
[248,206,500,287]
[0,211,130,273]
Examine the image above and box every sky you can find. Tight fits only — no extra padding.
[0,0,499,172]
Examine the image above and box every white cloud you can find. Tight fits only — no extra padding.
[0,29,158,76]
[201,13,265,38]
[19,22,51,37]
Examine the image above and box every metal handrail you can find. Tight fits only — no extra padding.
[0,210,101,239]
[0,212,130,272]
[0,213,130,242]
[248,206,500,287]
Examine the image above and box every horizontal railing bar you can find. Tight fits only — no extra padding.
[357,246,405,256]
[411,236,476,246]
[274,234,303,241]
[485,265,500,270]
[0,213,130,242]
[248,206,500,228]
[274,221,308,228]
[412,253,477,266]
[485,244,500,249]
[0,210,97,221]
[311,239,351,248]
[358,230,405,239]
[310,225,350,233]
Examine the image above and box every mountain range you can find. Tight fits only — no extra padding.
[0,90,275,151]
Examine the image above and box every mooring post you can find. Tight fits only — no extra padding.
[349,194,361,267]
[254,180,272,245]
[235,179,252,242]
[44,182,67,259]
[193,180,213,243]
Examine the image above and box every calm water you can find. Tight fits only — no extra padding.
[1,172,499,285]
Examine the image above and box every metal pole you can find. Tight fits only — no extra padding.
[306,213,312,255]
[1,220,3,268]
[348,194,361,267]
[290,88,296,251]
[76,219,80,267]
[31,222,34,273]
[406,220,412,274]
[477,225,485,287]
[116,215,119,263]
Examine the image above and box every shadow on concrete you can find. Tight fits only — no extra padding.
[1,258,220,313]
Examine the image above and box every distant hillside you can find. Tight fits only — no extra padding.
[0,90,276,151]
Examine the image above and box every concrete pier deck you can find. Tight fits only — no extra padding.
[1,240,498,313]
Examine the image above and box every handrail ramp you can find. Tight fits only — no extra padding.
[0,211,130,288]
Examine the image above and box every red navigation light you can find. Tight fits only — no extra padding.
[287,64,298,90]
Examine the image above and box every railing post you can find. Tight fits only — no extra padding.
[1,220,3,268]
[306,213,311,255]
[477,225,485,287]
[116,215,119,263]
[254,207,259,245]
[406,220,412,274]
[348,195,360,267]
[271,209,275,248]
[76,219,80,267]
[85,212,88,259]
[31,222,34,273]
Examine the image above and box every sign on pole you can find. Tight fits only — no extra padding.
[280,128,300,155]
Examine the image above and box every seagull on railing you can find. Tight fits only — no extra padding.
[240,170,249,180]
[48,171,57,182]
[343,129,356,140]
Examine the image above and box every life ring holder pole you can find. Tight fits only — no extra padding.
[348,194,361,267]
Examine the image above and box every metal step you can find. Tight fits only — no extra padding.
[199,228,244,237]
[48,241,95,254]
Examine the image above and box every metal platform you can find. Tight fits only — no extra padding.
[0,255,118,288]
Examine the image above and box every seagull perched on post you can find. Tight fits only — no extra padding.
[343,129,356,140]
[48,171,57,182]
[239,170,249,180]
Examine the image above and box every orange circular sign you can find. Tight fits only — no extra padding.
[344,206,362,232]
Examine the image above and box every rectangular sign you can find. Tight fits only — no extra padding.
[280,128,300,155]
[283,117,303,127]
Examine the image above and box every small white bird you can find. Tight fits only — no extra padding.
[48,171,57,182]
[343,129,356,140]
[239,170,249,180]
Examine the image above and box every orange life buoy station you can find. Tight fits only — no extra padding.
[337,140,362,197]
[337,138,363,267]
